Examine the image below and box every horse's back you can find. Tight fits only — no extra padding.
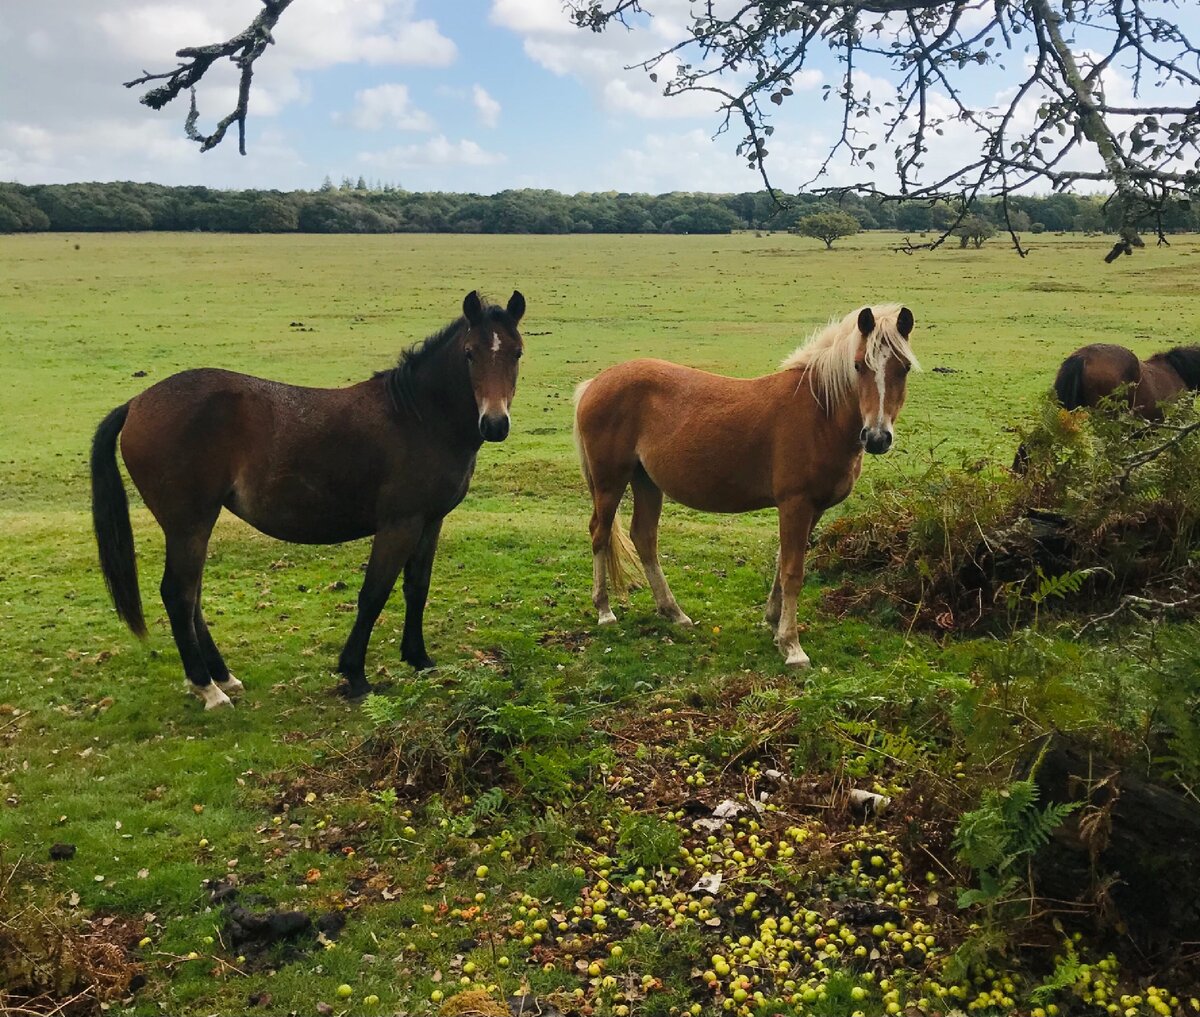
[119,368,389,538]
[576,358,786,513]
[1056,343,1141,410]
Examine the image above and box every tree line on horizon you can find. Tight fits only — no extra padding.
[2,179,1197,238]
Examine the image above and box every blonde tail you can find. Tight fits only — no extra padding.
[573,380,641,596]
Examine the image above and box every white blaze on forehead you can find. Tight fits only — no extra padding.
[875,361,888,425]
[491,331,501,353]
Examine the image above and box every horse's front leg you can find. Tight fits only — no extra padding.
[337,519,423,698]
[774,500,817,669]
[400,518,443,671]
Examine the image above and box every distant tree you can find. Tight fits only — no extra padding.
[246,193,300,232]
[0,187,51,232]
[1074,205,1107,233]
[953,215,997,248]
[793,211,860,249]
[1007,209,1033,233]
[950,217,998,248]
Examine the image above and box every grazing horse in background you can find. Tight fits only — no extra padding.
[1053,342,1200,419]
[574,304,917,668]
[91,290,526,709]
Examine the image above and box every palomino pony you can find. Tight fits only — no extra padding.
[574,304,916,667]
[91,290,526,709]
[1054,343,1200,418]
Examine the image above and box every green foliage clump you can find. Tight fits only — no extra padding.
[953,776,1079,910]
[362,663,599,805]
[815,395,1200,630]
[616,813,682,871]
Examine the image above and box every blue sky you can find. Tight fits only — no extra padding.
[2,1,1195,195]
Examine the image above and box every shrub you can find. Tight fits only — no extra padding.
[813,395,1200,630]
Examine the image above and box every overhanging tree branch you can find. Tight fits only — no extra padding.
[124,0,294,155]
[566,0,1200,260]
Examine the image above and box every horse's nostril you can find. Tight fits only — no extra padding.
[859,428,869,444]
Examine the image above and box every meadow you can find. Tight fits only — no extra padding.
[1,230,1198,1017]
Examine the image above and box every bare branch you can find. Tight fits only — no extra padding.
[124,0,294,155]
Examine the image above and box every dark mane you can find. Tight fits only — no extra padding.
[376,300,520,416]
[1159,345,1200,390]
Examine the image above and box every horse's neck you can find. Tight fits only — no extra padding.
[778,369,865,439]
[404,348,482,449]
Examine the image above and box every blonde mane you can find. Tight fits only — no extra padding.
[780,304,919,410]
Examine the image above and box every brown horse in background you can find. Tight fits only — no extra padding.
[1054,343,1200,419]
[91,290,526,709]
[574,304,917,668]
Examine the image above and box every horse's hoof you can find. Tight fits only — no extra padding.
[784,651,812,669]
[338,680,373,701]
[665,610,693,626]
[598,609,618,625]
[216,674,244,695]
[405,655,437,672]
[192,683,234,710]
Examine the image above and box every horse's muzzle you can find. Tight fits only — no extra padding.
[479,414,510,442]
[861,427,893,455]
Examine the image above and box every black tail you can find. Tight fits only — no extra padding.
[90,404,146,638]
[1053,354,1086,410]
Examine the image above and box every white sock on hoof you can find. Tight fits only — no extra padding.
[598,609,618,625]
[192,683,233,710]
[216,674,244,693]
[785,649,811,669]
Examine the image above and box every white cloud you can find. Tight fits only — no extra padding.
[606,128,829,194]
[494,1,820,123]
[279,6,456,68]
[489,0,578,36]
[339,84,434,131]
[95,1,456,69]
[472,85,501,128]
[359,135,506,170]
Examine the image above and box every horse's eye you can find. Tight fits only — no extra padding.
[903,362,912,374]
[465,348,474,362]
[515,348,523,360]
[854,361,865,373]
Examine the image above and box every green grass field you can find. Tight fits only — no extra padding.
[2,231,1198,1017]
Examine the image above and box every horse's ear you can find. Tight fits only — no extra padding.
[897,306,914,338]
[507,290,526,326]
[463,290,484,326]
[857,307,875,336]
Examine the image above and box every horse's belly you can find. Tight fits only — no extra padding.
[225,487,374,545]
[640,452,774,513]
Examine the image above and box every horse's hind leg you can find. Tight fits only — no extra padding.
[399,518,443,672]
[193,588,242,696]
[629,468,691,625]
[338,519,423,698]
[589,484,625,625]
[161,520,231,709]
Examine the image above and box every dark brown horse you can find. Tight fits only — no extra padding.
[91,290,526,709]
[574,304,916,667]
[1054,343,1200,418]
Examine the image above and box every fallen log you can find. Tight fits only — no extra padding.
[1024,734,1200,966]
